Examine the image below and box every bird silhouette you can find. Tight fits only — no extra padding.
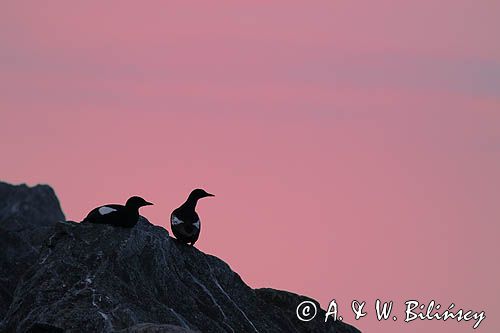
[171,189,214,246]
[82,196,153,228]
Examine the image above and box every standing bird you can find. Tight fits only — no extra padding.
[82,196,153,228]
[171,189,214,246]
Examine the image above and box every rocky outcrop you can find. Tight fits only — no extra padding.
[0,182,360,333]
[0,182,64,321]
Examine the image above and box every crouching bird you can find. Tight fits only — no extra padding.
[82,196,153,228]
[171,189,214,246]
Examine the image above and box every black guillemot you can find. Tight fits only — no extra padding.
[171,189,214,246]
[82,196,153,228]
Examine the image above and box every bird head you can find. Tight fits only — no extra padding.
[189,189,215,200]
[125,196,154,209]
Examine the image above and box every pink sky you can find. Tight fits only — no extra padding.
[1,1,499,332]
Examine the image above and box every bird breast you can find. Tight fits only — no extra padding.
[171,215,183,225]
[171,215,200,230]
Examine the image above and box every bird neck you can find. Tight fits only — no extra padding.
[183,197,198,210]
[125,205,140,213]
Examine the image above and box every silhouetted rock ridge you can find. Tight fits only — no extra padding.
[0,182,360,333]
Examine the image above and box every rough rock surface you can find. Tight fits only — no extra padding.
[0,182,360,333]
[0,182,64,320]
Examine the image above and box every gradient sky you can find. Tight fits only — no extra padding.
[1,1,499,332]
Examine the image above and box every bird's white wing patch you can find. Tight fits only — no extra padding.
[98,206,117,215]
[171,215,184,225]
[193,220,200,229]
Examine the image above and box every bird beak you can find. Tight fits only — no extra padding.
[206,193,215,197]
[145,201,154,206]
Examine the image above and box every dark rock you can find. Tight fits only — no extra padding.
[26,323,64,333]
[116,323,198,333]
[0,182,360,333]
[0,182,64,321]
